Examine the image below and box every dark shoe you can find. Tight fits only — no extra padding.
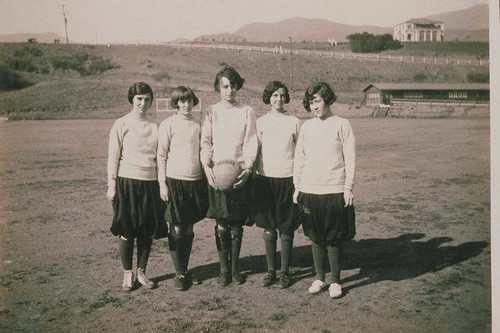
[232,271,244,285]
[174,274,188,291]
[217,272,231,286]
[261,270,276,287]
[279,271,291,289]
[185,271,202,285]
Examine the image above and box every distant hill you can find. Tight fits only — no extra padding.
[425,4,488,30]
[195,17,392,43]
[195,4,488,43]
[0,32,67,44]
[425,3,488,42]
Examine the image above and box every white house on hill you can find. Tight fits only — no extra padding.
[393,19,444,42]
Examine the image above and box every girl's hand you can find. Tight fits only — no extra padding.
[159,181,169,202]
[233,168,251,189]
[344,189,354,207]
[107,186,116,201]
[293,189,299,204]
[204,165,218,189]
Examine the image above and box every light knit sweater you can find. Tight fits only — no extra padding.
[107,112,159,187]
[293,115,356,194]
[157,113,203,181]
[200,101,257,169]
[256,111,301,178]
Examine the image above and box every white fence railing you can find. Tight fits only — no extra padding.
[109,42,489,67]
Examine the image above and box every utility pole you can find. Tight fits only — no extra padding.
[62,5,69,44]
[289,36,293,92]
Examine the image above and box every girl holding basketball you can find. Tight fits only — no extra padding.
[107,82,168,291]
[293,82,356,298]
[254,81,301,288]
[200,66,258,286]
[157,86,208,291]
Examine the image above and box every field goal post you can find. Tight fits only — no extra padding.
[156,98,202,113]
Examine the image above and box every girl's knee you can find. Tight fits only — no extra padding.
[171,224,194,237]
[263,229,277,241]
[230,225,243,237]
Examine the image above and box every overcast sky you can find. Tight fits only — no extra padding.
[0,0,490,44]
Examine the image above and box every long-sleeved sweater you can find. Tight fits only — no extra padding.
[256,111,301,178]
[293,115,356,194]
[107,112,159,187]
[157,113,203,181]
[200,101,257,169]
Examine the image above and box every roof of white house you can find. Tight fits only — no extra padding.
[396,18,443,26]
[363,83,490,92]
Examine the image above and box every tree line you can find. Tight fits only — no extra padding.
[347,33,402,53]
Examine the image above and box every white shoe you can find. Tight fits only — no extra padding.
[329,283,342,298]
[122,270,133,291]
[308,279,325,294]
[137,268,154,289]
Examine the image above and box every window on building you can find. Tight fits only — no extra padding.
[448,91,467,99]
[403,92,423,99]
[368,92,380,99]
[407,34,412,40]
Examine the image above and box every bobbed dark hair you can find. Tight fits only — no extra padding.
[303,82,337,111]
[262,81,290,105]
[214,66,245,92]
[128,82,154,104]
[170,86,199,109]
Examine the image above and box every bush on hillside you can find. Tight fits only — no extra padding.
[467,72,489,83]
[412,72,427,82]
[81,57,119,76]
[347,33,402,53]
[153,71,171,86]
[0,66,33,91]
[49,53,119,76]
[5,57,38,72]
[12,45,43,57]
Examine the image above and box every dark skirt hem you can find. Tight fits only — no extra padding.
[253,175,300,234]
[297,192,355,247]
[164,177,209,226]
[110,177,168,240]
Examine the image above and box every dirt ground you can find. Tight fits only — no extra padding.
[0,117,491,332]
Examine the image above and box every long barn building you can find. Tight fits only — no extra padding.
[363,83,490,106]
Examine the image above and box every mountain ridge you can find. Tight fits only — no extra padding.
[195,4,489,43]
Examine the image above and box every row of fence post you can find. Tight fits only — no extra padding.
[111,42,488,67]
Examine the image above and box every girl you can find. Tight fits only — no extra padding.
[200,66,258,286]
[254,81,301,289]
[293,82,356,298]
[107,82,168,291]
[157,86,208,291]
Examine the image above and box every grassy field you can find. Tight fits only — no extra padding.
[0,42,490,120]
[0,117,490,332]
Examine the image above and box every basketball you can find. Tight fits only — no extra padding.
[212,160,243,191]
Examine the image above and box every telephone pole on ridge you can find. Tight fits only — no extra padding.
[289,36,293,92]
[62,5,69,44]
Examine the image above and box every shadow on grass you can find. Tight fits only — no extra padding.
[341,233,489,292]
[153,233,488,289]
[152,244,314,285]
[152,233,488,292]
